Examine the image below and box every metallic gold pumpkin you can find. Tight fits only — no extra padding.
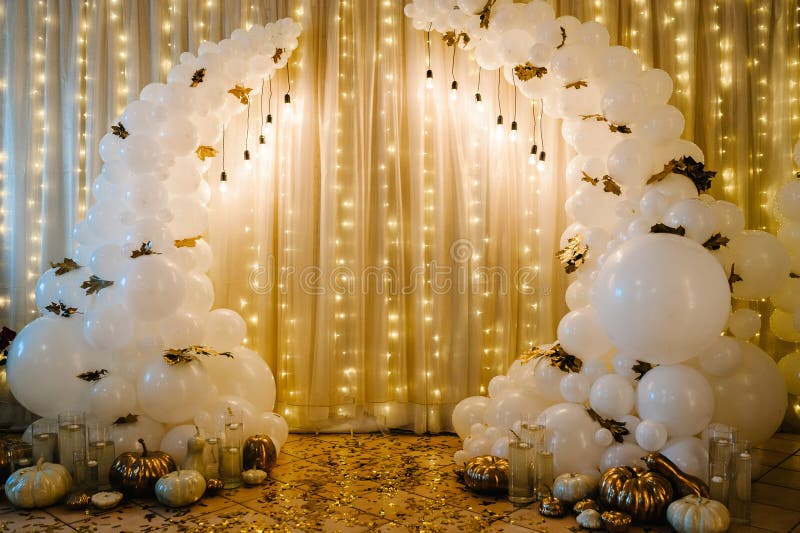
[643,452,710,498]
[109,438,176,497]
[242,434,278,472]
[462,455,509,494]
[538,496,567,518]
[65,491,91,510]
[602,510,633,532]
[598,466,673,523]
[573,498,601,515]
[206,477,224,494]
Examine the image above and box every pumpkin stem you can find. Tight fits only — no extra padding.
[35,457,45,470]
[138,438,148,457]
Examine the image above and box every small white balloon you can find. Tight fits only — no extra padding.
[634,419,668,452]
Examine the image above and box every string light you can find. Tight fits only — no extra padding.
[449,45,458,101]
[425,28,433,90]
[283,64,292,107]
[537,99,547,171]
[243,101,252,172]
[474,67,483,112]
[509,75,518,142]
[495,70,504,135]
[219,125,228,191]
[529,100,538,164]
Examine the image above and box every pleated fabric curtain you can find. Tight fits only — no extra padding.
[1,0,798,431]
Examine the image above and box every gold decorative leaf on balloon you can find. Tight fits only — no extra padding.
[81,275,114,295]
[195,145,218,161]
[791,272,800,279]
[556,26,567,49]
[272,47,284,64]
[702,233,730,251]
[175,235,202,248]
[580,113,606,123]
[190,68,206,87]
[50,258,82,276]
[650,222,686,236]
[601,176,622,195]
[130,241,161,259]
[579,114,631,134]
[609,123,632,134]
[586,408,629,443]
[728,263,743,292]
[442,30,470,47]
[478,0,497,29]
[77,369,109,382]
[646,156,716,192]
[632,360,656,381]
[45,301,80,318]
[514,62,547,81]
[112,414,139,425]
[163,345,234,366]
[111,122,129,139]
[227,84,253,105]
[556,235,588,274]
[564,80,588,89]
[518,343,583,373]
[581,172,599,186]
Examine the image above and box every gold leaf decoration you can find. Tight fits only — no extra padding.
[163,345,235,366]
[556,26,567,49]
[131,241,161,259]
[195,145,218,161]
[227,84,253,105]
[50,258,82,276]
[650,223,686,236]
[579,114,630,134]
[442,30,470,47]
[728,263,743,292]
[514,62,547,81]
[580,114,607,123]
[45,301,79,318]
[556,234,589,274]
[175,235,202,248]
[609,123,632,134]
[81,275,114,295]
[791,272,800,279]
[77,369,109,383]
[632,360,656,381]
[272,47,284,64]
[190,68,206,87]
[478,0,497,29]
[111,122,129,139]
[564,80,588,89]
[601,175,622,196]
[112,414,139,425]
[581,172,599,186]
[518,343,583,373]
[586,408,629,443]
[703,233,730,251]
[646,156,716,193]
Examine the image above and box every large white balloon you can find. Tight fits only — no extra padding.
[119,255,186,320]
[137,356,213,424]
[556,307,612,360]
[86,375,138,424]
[110,415,165,455]
[452,396,490,439]
[536,402,604,477]
[637,364,714,438]
[728,230,791,300]
[203,347,276,412]
[159,425,198,466]
[593,234,730,364]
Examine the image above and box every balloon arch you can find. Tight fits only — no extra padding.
[6,1,797,476]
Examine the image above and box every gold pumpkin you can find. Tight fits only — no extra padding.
[242,434,278,472]
[598,466,674,523]
[462,455,509,494]
[602,510,633,532]
[109,438,176,497]
[643,452,710,498]
[538,496,567,518]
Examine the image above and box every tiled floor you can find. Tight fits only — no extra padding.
[1,432,799,532]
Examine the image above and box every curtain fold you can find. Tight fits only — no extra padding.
[1,0,798,432]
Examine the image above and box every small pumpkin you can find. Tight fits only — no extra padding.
[644,452,710,498]
[552,472,597,503]
[241,468,268,485]
[109,438,176,497]
[538,496,566,518]
[598,466,674,523]
[155,469,206,507]
[576,509,603,530]
[666,495,730,533]
[4,457,71,509]
[181,426,206,478]
[602,510,633,532]
[573,498,601,515]
[206,477,224,494]
[91,491,123,510]
[65,491,91,510]
[242,434,278,472]
[462,455,509,494]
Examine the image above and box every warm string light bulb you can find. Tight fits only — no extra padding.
[243,149,252,172]
[509,120,518,142]
[219,125,227,191]
[537,150,547,172]
[528,144,538,165]
[426,69,434,90]
[474,92,483,113]
[450,80,458,101]
[263,113,273,136]
[495,114,504,136]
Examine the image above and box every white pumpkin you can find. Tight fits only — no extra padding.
[4,458,72,509]
[91,491,123,509]
[241,468,268,485]
[552,473,597,504]
[154,469,206,507]
[667,495,730,533]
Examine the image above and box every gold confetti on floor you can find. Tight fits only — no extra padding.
[0,433,798,532]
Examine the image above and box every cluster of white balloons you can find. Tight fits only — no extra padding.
[404,0,791,478]
[7,18,302,456]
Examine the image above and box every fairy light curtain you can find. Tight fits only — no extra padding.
[0,0,798,431]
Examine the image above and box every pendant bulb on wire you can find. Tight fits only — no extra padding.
[425,28,433,90]
[529,99,538,164]
[537,98,547,171]
[474,67,483,113]
[243,101,253,172]
[284,65,292,109]
[220,125,228,191]
[495,70,503,135]
[449,45,457,101]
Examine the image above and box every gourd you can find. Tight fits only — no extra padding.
[538,496,566,518]
[241,468,268,485]
[552,472,597,503]
[644,452,710,498]
[109,438,176,497]
[576,509,603,530]
[242,434,278,472]
[182,426,206,478]
[667,495,730,533]
[4,457,71,509]
[91,491,123,510]
[462,455,509,494]
[155,469,206,507]
[598,466,674,523]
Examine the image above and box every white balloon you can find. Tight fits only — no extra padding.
[637,364,714,438]
[776,180,800,221]
[258,412,289,449]
[559,372,591,403]
[137,356,213,424]
[711,200,745,236]
[536,402,603,476]
[607,138,653,188]
[697,336,743,377]
[83,304,134,351]
[661,437,708,482]
[159,424,198,466]
[120,255,186,320]
[727,309,761,339]
[640,69,673,104]
[634,419,668,452]
[663,198,717,243]
[601,80,646,125]
[557,307,612,360]
[90,244,128,280]
[589,374,635,419]
[110,415,165,455]
[600,442,647,471]
[452,396,490,439]
[484,389,547,431]
[202,309,247,351]
[729,230,792,300]
[86,375,137,424]
[203,347,276,412]
[637,104,685,144]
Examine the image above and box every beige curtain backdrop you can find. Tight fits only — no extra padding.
[0,0,798,431]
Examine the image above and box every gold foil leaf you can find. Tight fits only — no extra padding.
[564,80,588,89]
[703,233,730,251]
[632,360,656,381]
[580,114,607,123]
[581,171,599,186]
[514,62,547,82]
[272,47,284,64]
[518,343,583,373]
[728,263,743,291]
[556,235,588,274]
[195,145,218,161]
[650,223,686,236]
[77,369,108,382]
[50,258,81,276]
[557,26,567,49]
[81,275,114,295]
[45,301,79,318]
[442,31,470,47]
[601,175,622,196]
[130,241,160,258]
[478,0,496,29]
[111,122,129,139]
[228,84,253,105]
[586,408,629,443]
[647,156,716,192]
[164,345,234,365]
[190,68,206,87]
[610,123,632,134]
[175,235,202,248]
[113,413,139,425]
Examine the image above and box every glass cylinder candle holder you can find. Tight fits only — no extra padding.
[707,423,736,505]
[729,439,751,524]
[72,451,88,492]
[7,441,33,472]
[221,413,243,489]
[204,436,221,480]
[58,412,86,478]
[532,424,552,500]
[31,418,58,463]
[508,426,535,504]
[87,422,115,489]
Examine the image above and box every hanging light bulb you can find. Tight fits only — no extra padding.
[426,69,434,90]
[474,92,483,113]
[528,144,538,165]
[219,170,228,192]
[243,149,252,172]
[509,120,518,142]
[537,150,547,172]
[495,114,504,136]
[262,113,273,136]
[450,80,458,101]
